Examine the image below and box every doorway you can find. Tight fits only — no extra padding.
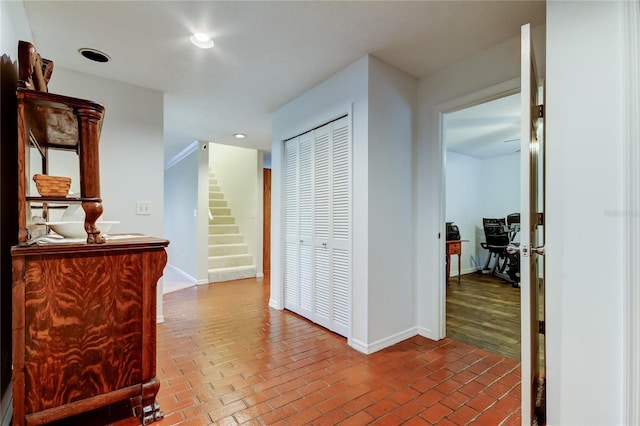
[443,92,522,360]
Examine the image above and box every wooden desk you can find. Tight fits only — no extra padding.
[446,240,468,283]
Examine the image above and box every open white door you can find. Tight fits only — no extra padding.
[520,23,545,425]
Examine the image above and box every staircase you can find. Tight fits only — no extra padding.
[208,173,256,283]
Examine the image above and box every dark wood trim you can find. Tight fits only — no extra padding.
[24,385,140,426]
[262,168,271,276]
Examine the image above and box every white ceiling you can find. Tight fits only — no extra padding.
[22,1,545,162]
[445,92,521,159]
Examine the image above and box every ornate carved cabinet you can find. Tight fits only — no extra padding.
[8,41,168,426]
[11,238,168,425]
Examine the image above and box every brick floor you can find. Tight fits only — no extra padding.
[62,277,522,425]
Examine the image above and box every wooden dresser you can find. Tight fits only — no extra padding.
[11,237,168,425]
[7,41,168,425]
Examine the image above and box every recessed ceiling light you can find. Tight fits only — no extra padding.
[190,32,214,49]
[233,133,247,139]
[78,48,110,63]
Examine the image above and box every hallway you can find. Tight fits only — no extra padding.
[152,278,521,425]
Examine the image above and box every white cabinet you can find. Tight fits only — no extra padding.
[284,116,351,337]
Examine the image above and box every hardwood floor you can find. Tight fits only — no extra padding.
[446,273,521,361]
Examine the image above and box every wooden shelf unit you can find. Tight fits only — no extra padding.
[17,88,106,244]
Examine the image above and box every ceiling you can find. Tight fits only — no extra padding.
[444,92,521,159]
[22,1,545,163]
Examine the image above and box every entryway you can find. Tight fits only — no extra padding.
[443,92,522,361]
[439,24,547,424]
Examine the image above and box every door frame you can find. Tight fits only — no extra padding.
[624,1,640,424]
[435,77,520,338]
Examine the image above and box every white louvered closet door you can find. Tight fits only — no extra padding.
[283,116,351,338]
[313,124,331,330]
[298,131,314,319]
[284,137,300,314]
[330,116,351,337]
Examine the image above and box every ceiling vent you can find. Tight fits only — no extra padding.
[78,48,110,63]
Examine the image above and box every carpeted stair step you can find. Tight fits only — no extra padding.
[209,234,244,245]
[210,215,235,225]
[208,253,253,269]
[209,199,227,208]
[210,207,231,216]
[209,243,248,256]
[208,265,256,283]
[209,224,239,234]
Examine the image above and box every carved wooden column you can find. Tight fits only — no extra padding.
[76,106,105,244]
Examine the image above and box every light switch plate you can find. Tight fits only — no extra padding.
[136,201,151,215]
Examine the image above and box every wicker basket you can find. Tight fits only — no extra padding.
[33,174,71,197]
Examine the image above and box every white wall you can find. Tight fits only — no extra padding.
[272,55,417,353]
[445,152,520,275]
[367,56,417,346]
[479,154,521,268]
[0,1,32,60]
[271,55,369,348]
[48,69,164,238]
[445,151,482,274]
[546,2,624,424]
[208,143,263,276]
[481,154,520,220]
[164,146,200,281]
[416,26,545,339]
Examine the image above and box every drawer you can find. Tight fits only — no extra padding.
[447,241,462,255]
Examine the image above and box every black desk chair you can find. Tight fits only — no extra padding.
[480,215,520,287]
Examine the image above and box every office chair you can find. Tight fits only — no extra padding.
[505,213,520,286]
[480,215,520,287]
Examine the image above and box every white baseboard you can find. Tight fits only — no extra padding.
[268,299,283,310]
[1,384,12,426]
[166,264,208,285]
[167,264,196,281]
[156,314,165,324]
[256,272,264,279]
[417,326,440,341]
[450,266,480,277]
[349,327,418,354]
